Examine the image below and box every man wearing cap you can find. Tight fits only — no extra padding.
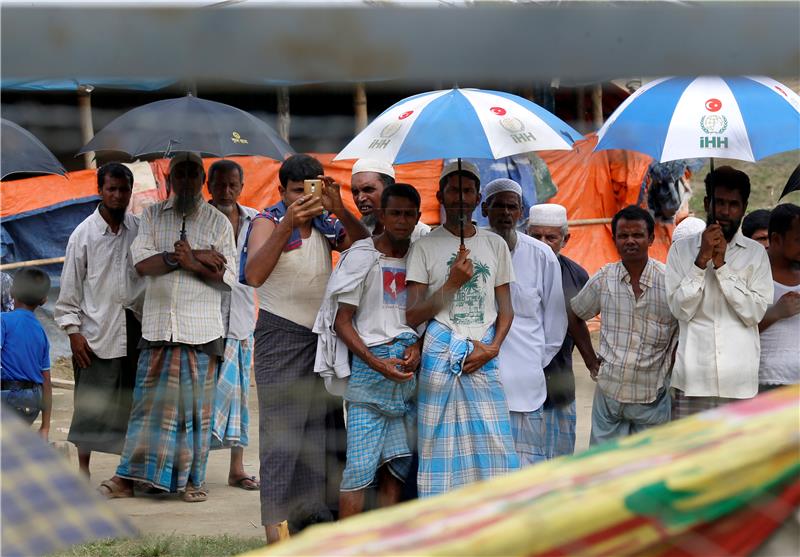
[481,179,567,466]
[243,154,369,542]
[527,203,596,457]
[351,158,431,242]
[99,152,237,503]
[406,160,519,497]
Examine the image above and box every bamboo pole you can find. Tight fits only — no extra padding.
[354,83,368,134]
[567,218,612,226]
[0,256,65,271]
[277,87,290,143]
[78,84,96,170]
[591,83,604,129]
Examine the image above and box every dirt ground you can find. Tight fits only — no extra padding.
[40,362,797,556]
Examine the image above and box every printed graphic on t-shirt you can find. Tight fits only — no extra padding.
[447,252,491,324]
[382,266,407,308]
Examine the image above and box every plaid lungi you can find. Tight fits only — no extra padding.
[254,311,327,526]
[115,345,216,492]
[511,402,577,465]
[211,336,253,448]
[671,388,740,421]
[417,321,519,498]
[341,336,417,491]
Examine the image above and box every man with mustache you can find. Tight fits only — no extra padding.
[350,159,430,242]
[206,160,259,491]
[570,206,677,443]
[99,152,237,503]
[482,179,567,465]
[55,162,143,477]
[666,167,773,419]
[406,161,519,497]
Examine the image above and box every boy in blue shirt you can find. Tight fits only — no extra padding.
[1,268,52,439]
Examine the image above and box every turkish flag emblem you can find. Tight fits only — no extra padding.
[705,98,722,112]
[399,111,414,120]
[490,107,507,116]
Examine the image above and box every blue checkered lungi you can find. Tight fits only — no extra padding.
[417,321,519,497]
[211,336,253,448]
[341,334,417,491]
[116,345,216,492]
[509,401,576,466]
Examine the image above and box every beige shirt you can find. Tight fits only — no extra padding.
[572,259,678,404]
[406,226,514,340]
[55,208,143,359]
[666,231,773,398]
[130,198,237,345]
[258,227,332,330]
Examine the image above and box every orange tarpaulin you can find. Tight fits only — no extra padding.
[2,147,668,276]
[540,134,672,275]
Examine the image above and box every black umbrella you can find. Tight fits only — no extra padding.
[1,119,67,180]
[78,94,294,159]
[779,163,800,199]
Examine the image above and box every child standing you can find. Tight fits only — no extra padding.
[0,268,52,439]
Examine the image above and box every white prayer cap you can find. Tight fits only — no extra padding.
[483,178,523,201]
[352,158,395,179]
[528,203,568,227]
[672,216,706,244]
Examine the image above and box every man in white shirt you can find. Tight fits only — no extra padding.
[406,161,519,497]
[206,160,260,491]
[481,179,567,465]
[350,158,431,242]
[56,162,143,476]
[666,167,773,419]
[99,152,237,502]
[758,203,800,389]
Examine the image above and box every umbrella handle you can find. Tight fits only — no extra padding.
[458,158,465,247]
[707,158,716,225]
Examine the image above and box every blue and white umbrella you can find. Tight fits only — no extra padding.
[595,76,800,162]
[335,88,581,163]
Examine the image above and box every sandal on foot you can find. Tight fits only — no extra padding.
[182,483,208,503]
[228,475,260,491]
[98,479,133,499]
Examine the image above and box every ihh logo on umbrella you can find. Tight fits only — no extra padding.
[700,114,729,149]
[231,131,249,144]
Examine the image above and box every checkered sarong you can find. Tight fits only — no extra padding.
[116,345,216,492]
[417,321,519,497]
[510,401,577,466]
[671,388,738,421]
[542,401,576,458]
[341,337,417,491]
[211,336,253,448]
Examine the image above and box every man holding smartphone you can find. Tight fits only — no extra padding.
[243,154,368,543]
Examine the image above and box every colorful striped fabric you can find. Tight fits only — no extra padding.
[245,385,800,557]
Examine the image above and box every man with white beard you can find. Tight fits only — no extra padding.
[99,152,237,503]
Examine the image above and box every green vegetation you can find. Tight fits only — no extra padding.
[52,535,265,557]
[688,151,800,217]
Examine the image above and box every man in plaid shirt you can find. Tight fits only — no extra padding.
[569,205,678,444]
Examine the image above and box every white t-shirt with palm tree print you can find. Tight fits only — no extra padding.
[406,225,514,340]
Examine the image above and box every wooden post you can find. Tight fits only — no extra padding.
[576,86,586,133]
[354,83,368,134]
[78,84,96,169]
[591,83,604,130]
[277,87,290,143]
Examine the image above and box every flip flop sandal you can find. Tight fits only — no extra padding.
[182,483,208,503]
[98,479,133,499]
[229,475,260,491]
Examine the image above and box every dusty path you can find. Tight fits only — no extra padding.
[44,363,595,537]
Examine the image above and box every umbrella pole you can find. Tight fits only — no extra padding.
[708,157,716,225]
[458,158,465,247]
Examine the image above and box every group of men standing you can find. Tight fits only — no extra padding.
[13,150,797,544]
